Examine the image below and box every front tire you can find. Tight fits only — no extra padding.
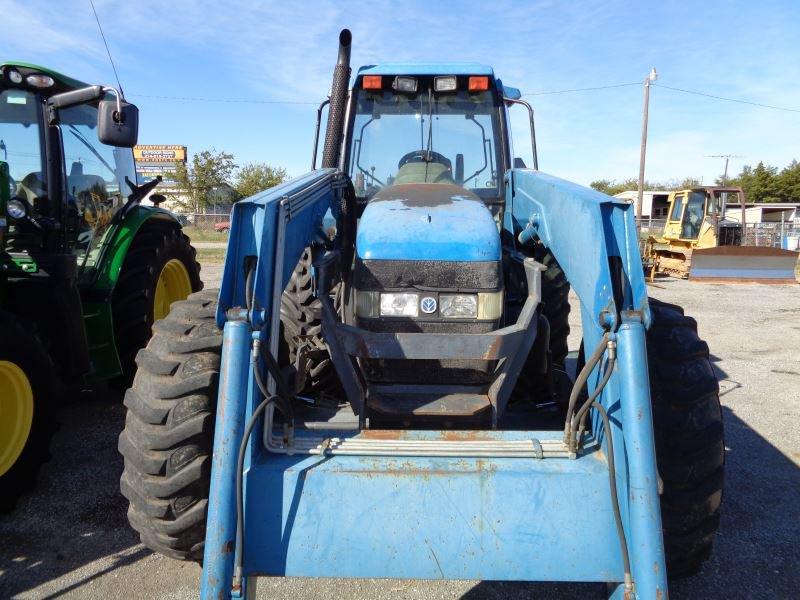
[647,298,725,577]
[118,290,220,560]
[0,311,58,512]
[112,220,202,386]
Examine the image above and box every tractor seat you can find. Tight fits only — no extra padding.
[67,162,108,200]
[15,172,46,203]
[393,161,454,185]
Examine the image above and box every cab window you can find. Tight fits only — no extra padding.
[59,102,136,272]
[669,195,685,221]
[0,90,46,205]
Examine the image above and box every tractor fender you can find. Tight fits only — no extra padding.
[91,206,184,293]
[79,206,188,385]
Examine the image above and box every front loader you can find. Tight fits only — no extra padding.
[120,30,724,598]
[644,186,797,282]
[0,63,201,510]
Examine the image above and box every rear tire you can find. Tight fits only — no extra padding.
[647,298,724,577]
[279,248,339,396]
[118,290,220,560]
[534,245,570,366]
[0,311,58,512]
[112,221,202,387]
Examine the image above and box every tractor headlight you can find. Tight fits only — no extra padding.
[477,291,503,320]
[379,292,419,317]
[25,74,55,89]
[355,290,380,318]
[6,199,27,221]
[440,294,478,318]
[7,69,23,84]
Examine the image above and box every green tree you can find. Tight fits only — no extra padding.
[590,177,657,196]
[589,179,615,194]
[777,159,800,202]
[168,149,236,212]
[724,162,781,202]
[234,163,288,199]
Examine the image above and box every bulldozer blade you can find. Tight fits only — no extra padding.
[689,246,799,283]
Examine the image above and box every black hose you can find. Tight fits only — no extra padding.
[245,265,255,313]
[232,394,276,592]
[593,400,633,593]
[571,355,616,445]
[564,332,609,446]
[253,343,293,419]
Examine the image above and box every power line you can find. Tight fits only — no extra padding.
[654,83,800,114]
[128,94,319,105]
[88,0,124,96]
[523,82,640,96]
[125,81,800,115]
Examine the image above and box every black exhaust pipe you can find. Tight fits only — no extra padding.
[321,29,352,169]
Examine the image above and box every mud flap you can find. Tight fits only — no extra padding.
[689,246,798,283]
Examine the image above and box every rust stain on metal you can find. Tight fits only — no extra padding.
[441,430,493,442]
[483,336,502,360]
[222,540,235,553]
[370,183,481,208]
[359,429,403,440]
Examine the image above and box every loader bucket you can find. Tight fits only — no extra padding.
[689,246,799,283]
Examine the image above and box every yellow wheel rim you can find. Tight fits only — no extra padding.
[0,360,34,477]
[154,259,192,321]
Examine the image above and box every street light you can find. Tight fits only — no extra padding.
[636,67,657,234]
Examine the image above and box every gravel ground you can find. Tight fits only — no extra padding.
[1,262,798,599]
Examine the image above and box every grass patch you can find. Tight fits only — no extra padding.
[195,247,227,264]
[183,226,229,243]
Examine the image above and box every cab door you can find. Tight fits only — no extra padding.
[57,100,136,284]
[663,192,686,240]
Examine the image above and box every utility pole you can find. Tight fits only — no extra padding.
[636,68,658,235]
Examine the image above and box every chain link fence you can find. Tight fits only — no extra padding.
[172,212,231,231]
[636,218,667,239]
[635,219,799,250]
[744,222,799,249]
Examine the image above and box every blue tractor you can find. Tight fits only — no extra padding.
[119,30,723,598]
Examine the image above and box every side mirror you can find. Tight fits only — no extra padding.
[98,98,138,148]
[513,157,527,169]
[455,154,464,185]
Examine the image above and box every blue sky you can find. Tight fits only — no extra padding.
[3,0,800,186]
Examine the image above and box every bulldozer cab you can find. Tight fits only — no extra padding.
[663,187,744,248]
[0,62,139,283]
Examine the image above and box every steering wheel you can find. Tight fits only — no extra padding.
[398,150,451,170]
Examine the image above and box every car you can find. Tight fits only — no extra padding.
[214,220,230,232]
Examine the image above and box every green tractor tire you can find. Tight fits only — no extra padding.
[0,311,58,512]
[111,220,202,387]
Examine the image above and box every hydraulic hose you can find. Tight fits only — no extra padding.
[233,268,294,593]
[232,393,276,594]
[593,400,634,595]
[563,332,609,449]
[572,351,616,446]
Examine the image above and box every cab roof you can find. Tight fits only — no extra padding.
[357,63,495,77]
[1,61,89,93]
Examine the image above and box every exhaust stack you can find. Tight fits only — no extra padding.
[321,29,352,169]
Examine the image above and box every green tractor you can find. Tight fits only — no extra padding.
[0,62,202,510]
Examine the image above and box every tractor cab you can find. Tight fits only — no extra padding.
[345,67,507,204]
[0,62,141,282]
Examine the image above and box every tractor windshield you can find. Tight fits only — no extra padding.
[0,90,46,207]
[348,83,502,201]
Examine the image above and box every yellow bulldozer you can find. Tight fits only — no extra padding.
[644,186,798,283]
